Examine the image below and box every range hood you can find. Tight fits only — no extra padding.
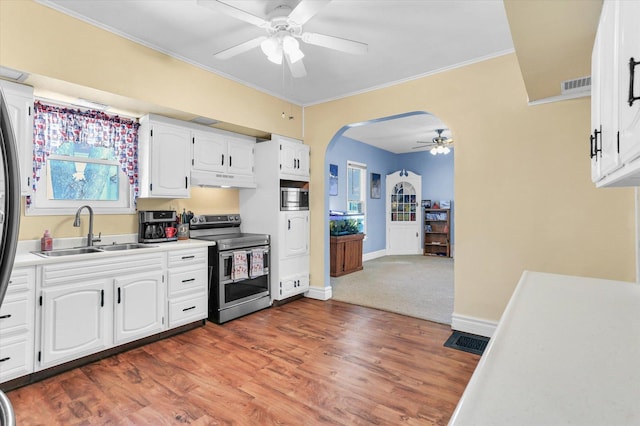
[190,171,257,189]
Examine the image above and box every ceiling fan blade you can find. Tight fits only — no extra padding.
[214,36,267,60]
[286,54,307,78]
[301,32,368,55]
[197,0,268,28]
[288,0,331,26]
[412,145,431,150]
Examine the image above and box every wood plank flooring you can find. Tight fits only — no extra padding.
[8,299,480,425]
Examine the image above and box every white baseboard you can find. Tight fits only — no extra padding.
[363,249,386,262]
[451,313,498,338]
[305,285,332,301]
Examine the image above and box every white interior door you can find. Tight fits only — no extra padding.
[386,170,422,255]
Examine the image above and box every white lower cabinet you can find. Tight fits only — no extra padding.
[279,271,310,299]
[0,246,210,380]
[37,252,165,371]
[39,279,110,369]
[0,267,35,383]
[114,271,164,345]
[166,247,208,328]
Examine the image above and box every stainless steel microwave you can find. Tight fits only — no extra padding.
[280,187,309,211]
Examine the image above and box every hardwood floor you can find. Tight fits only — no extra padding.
[8,299,479,425]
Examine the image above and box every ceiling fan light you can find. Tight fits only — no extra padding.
[260,37,279,57]
[283,35,304,63]
[443,147,450,154]
[267,51,283,64]
[430,147,437,155]
[282,35,299,52]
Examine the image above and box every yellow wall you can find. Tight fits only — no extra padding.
[1,1,636,324]
[305,54,635,322]
[0,0,301,241]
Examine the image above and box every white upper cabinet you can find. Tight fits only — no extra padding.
[138,114,191,198]
[191,127,255,187]
[591,0,640,187]
[0,80,34,195]
[276,135,309,181]
[617,0,640,164]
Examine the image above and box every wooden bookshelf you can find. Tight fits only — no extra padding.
[424,208,451,257]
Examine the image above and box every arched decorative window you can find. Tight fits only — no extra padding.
[390,182,416,222]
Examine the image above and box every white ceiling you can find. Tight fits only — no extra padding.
[36,0,515,152]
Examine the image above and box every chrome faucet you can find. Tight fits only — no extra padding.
[73,205,101,247]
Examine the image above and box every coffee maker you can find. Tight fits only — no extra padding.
[138,210,178,243]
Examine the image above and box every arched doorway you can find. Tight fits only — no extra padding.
[324,111,455,324]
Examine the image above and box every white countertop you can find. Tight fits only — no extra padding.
[449,271,640,426]
[13,235,213,267]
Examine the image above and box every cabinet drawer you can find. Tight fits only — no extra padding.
[7,267,34,294]
[168,293,207,328]
[168,268,207,297]
[168,248,207,268]
[0,298,28,334]
[0,338,30,383]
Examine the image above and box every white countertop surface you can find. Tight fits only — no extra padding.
[449,271,640,426]
[13,235,213,267]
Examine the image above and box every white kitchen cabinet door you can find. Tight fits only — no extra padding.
[192,129,226,173]
[114,271,164,345]
[39,279,110,369]
[227,137,254,176]
[278,272,310,299]
[279,137,310,180]
[617,0,640,164]
[0,80,34,195]
[591,0,620,182]
[139,115,191,198]
[280,211,309,258]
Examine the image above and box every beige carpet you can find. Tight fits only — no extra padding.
[330,255,454,324]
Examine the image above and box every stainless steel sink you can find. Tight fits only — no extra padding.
[34,247,104,257]
[98,243,155,251]
[33,243,157,257]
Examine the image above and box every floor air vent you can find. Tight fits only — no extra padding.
[444,331,490,355]
[561,76,591,95]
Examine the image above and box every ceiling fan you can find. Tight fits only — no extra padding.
[197,0,368,78]
[413,129,454,155]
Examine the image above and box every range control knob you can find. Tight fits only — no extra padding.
[235,215,240,221]
[199,216,206,223]
[229,216,235,221]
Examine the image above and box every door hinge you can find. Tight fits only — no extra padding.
[162,275,165,283]
[39,295,42,306]
[38,351,41,362]
[192,159,194,166]
[28,106,31,116]
[192,137,195,144]
[162,316,165,325]
[617,131,620,154]
[150,183,153,191]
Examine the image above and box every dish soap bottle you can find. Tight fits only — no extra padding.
[41,230,53,251]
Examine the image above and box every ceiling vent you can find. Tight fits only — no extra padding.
[561,76,591,95]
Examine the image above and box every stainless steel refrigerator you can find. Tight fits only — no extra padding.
[0,87,22,425]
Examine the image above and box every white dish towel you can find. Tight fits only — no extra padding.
[249,248,265,278]
[231,250,248,281]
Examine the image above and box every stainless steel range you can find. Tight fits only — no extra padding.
[189,214,271,324]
